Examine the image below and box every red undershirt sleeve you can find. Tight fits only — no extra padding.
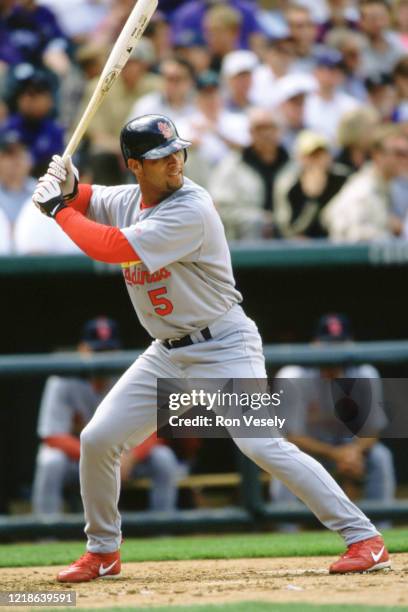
[56,207,141,264]
[44,435,81,461]
[68,184,93,214]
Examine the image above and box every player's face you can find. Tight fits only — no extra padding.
[141,150,185,191]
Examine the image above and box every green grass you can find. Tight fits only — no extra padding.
[1,528,407,568]
[42,604,408,612]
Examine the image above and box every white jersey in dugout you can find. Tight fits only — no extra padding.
[87,178,242,339]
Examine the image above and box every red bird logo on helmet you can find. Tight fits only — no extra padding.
[158,121,173,139]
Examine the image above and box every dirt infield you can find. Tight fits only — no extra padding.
[2,554,408,609]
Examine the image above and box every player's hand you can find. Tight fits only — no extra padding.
[32,178,67,218]
[332,444,364,479]
[46,154,79,201]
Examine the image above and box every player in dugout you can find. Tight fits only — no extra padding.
[32,316,188,515]
[32,113,390,582]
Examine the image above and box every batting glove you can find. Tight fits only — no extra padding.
[33,179,67,218]
[46,154,79,201]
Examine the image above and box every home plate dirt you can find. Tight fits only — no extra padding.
[2,555,408,609]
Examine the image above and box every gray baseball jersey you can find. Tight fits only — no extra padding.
[87,178,242,339]
[37,376,107,438]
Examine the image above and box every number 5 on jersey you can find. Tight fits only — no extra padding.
[148,287,174,316]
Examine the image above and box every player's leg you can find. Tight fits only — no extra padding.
[186,307,386,567]
[364,442,396,502]
[57,341,184,582]
[79,341,183,554]
[32,445,71,515]
[144,444,181,511]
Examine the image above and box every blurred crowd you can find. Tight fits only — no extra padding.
[1,0,408,253]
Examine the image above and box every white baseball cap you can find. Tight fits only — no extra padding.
[221,50,258,79]
[272,73,317,107]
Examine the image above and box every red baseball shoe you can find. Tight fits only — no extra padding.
[57,550,121,582]
[329,535,390,574]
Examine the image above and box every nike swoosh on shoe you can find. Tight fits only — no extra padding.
[99,560,118,576]
[371,546,385,564]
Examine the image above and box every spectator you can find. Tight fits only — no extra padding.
[285,3,319,73]
[174,32,211,76]
[58,42,107,133]
[325,28,369,101]
[0,0,70,75]
[318,0,359,42]
[0,1,17,66]
[323,124,408,241]
[392,0,408,50]
[144,10,173,64]
[128,57,196,129]
[93,0,135,47]
[76,39,162,157]
[274,130,348,238]
[365,73,397,121]
[272,313,396,526]
[221,49,258,116]
[170,0,264,53]
[304,47,360,143]
[258,0,292,40]
[0,207,12,254]
[14,194,81,254]
[392,55,408,122]
[36,0,109,44]
[272,73,317,154]
[179,70,249,186]
[251,35,295,108]
[1,65,64,177]
[0,131,36,234]
[359,0,405,78]
[336,106,380,171]
[209,107,288,240]
[158,0,185,17]
[202,4,243,73]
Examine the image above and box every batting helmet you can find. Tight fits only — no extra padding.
[120,114,191,165]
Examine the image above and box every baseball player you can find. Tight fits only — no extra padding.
[271,314,395,528]
[32,316,186,515]
[32,114,390,582]
[32,317,119,516]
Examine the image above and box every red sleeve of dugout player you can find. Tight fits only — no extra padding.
[132,433,163,462]
[56,186,140,264]
[44,435,81,461]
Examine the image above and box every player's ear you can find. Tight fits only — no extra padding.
[128,158,142,174]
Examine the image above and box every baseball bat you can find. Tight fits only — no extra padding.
[63,0,158,159]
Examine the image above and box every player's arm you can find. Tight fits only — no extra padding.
[33,178,141,264]
[44,434,81,461]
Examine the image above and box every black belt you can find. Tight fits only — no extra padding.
[163,327,212,350]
